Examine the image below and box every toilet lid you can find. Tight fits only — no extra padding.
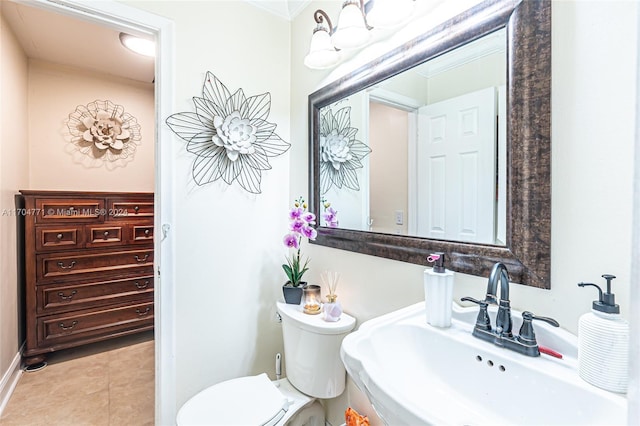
[177,373,289,426]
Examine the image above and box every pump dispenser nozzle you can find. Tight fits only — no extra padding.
[427,252,445,273]
[577,274,620,314]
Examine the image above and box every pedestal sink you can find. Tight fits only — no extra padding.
[340,302,627,425]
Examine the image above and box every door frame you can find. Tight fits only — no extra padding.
[10,0,176,423]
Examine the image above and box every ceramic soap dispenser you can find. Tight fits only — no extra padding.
[577,274,629,393]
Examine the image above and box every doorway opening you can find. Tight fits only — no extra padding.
[1,0,175,423]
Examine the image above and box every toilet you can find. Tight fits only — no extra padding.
[177,301,356,425]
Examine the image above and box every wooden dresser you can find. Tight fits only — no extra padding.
[17,190,155,367]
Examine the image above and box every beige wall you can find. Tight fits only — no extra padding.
[0,8,29,397]
[292,1,637,424]
[27,60,154,192]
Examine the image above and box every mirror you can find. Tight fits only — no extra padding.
[319,28,507,245]
[309,0,551,288]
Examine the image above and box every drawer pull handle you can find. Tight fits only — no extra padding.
[144,229,151,236]
[135,280,150,289]
[134,206,140,213]
[103,231,110,238]
[57,261,76,269]
[136,307,151,316]
[57,290,77,301]
[58,320,78,331]
[135,254,149,263]
[56,233,64,240]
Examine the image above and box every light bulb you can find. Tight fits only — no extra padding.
[367,0,415,29]
[304,28,340,69]
[331,2,370,50]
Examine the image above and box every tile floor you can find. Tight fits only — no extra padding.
[0,331,154,426]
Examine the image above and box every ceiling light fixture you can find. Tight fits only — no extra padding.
[304,0,416,70]
[119,32,155,57]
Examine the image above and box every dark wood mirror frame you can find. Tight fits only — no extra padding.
[308,0,551,289]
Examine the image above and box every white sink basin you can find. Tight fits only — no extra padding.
[341,302,627,425]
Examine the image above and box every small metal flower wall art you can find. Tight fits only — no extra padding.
[66,100,141,169]
[165,72,291,194]
[319,105,371,195]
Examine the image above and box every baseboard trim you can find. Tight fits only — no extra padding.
[0,349,23,417]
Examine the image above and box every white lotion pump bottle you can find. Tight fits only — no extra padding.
[577,274,629,394]
[424,252,454,328]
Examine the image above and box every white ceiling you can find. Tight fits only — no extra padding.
[245,0,312,20]
[1,0,312,84]
[1,1,155,83]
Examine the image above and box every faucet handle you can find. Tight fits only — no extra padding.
[461,297,491,332]
[518,311,560,345]
[525,311,559,327]
[461,296,483,305]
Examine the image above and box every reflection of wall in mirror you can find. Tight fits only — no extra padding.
[321,92,369,231]
[427,51,506,104]
[369,101,408,235]
[376,69,429,105]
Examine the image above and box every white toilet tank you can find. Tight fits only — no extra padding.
[276,301,356,399]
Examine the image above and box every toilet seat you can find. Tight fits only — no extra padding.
[177,373,290,426]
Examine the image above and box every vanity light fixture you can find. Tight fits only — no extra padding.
[303,0,416,69]
[366,0,415,29]
[119,32,155,57]
[331,0,371,50]
[304,10,340,69]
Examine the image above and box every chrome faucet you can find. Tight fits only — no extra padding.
[461,263,559,357]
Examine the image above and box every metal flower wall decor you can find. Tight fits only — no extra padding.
[66,100,141,169]
[320,106,372,194]
[166,72,291,194]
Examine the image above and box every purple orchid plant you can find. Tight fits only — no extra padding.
[321,198,339,228]
[282,197,317,287]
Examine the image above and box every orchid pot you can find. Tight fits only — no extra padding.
[282,281,307,305]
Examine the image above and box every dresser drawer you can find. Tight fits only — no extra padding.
[37,276,154,314]
[85,224,126,248]
[35,198,105,224]
[36,249,154,283]
[35,226,83,252]
[38,302,154,346]
[130,224,154,244]
[107,198,154,220]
